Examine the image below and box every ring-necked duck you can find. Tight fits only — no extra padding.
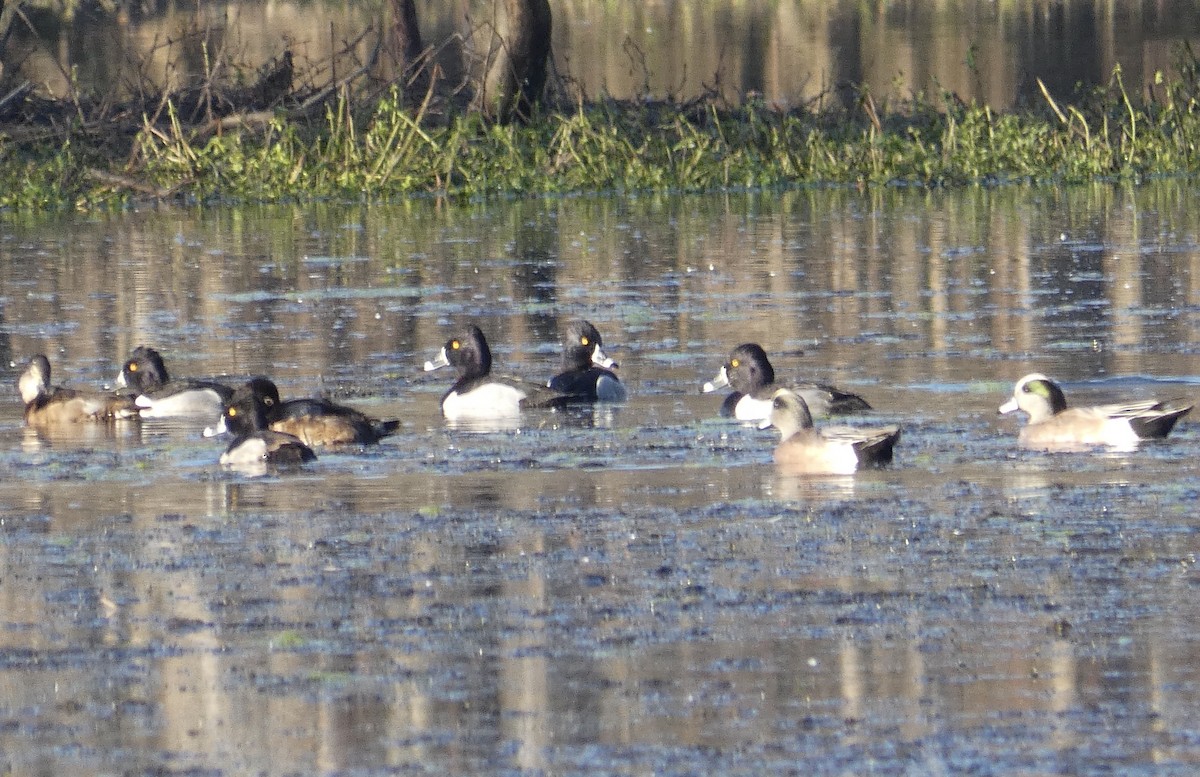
[116,346,234,418]
[999,373,1192,449]
[548,320,627,402]
[759,388,900,475]
[424,324,571,422]
[702,343,871,421]
[19,354,139,424]
[217,381,316,468]
[205,376,399,446]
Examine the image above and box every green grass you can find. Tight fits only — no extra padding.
[5,59,1200,210]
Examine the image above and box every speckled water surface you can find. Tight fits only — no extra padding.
[3,184,1200,775]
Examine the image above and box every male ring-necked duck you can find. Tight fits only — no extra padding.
[548,320,627,402]
[116,346,234,418]
[424,324,572,422]
[217,381,317,468]
[19,354,139,424]
[702,343,871,422]
[205,376,399,446]
[759,388,900,475]
[999,373,1192,450]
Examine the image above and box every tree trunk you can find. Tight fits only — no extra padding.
[474,0,552,124]
[387,0,430,100]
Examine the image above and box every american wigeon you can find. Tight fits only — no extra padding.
[548,320,627,402]
[759,388,900,475]
[116,346,234,418]
[19,354,139,424]
[999,373,1192,449]
[702,343,871,421]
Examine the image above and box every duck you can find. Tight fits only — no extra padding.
[702,343,871,421]
[116,346,234,418]
[19,354,139,424]
[424,324,572,422]
[205,376,399,446]
[759,388,900,475]
[999,373,1192,449]
[217,381,316,468]
[548,320,627,402]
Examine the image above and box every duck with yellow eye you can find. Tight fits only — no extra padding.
[548,320,627,402]
[702,343,871,422]
[423,324,575,424]
[116,345,233,418]
[216,381,316,468]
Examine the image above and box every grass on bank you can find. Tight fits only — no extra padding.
[3,61,1200,210]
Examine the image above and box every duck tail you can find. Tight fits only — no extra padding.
[1130,401,1192,439]
[372,419,402,439]
[855,426,901,466]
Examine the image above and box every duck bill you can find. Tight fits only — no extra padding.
[998,397,1019,415]
[202,415,229,438]
[591,345,618,369]
[702,365,730,393]
[423,348,450,372]
[757,417,774,430]
[115,370,128,388]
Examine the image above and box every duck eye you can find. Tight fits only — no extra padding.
[731,358,740,368]
[228,407,238,417]
[580,336,589,346]
[128,363,137,372]
[451,340,461,351]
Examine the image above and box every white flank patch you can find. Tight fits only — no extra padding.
[442,383,526,421]
[135,389,223,418]
[734,395,773,422]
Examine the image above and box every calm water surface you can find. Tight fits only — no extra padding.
[3,184,1200,774]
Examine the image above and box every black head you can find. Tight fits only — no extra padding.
[222,381,273,436]
[121,346,170,392]
[725,343,775,394]
[244,376,283,409]
[562,320,606,370]
[444,325,493,378]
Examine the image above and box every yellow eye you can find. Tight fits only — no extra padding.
[580,336,589,346]
[731,359,740,368]
[228,407,238,417]
[451,340,461,350]
[128,363,137,372]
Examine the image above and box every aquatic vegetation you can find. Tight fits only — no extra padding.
[6,57,1200,209]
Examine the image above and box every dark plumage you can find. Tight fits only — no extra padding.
[703,343,871,421]
[116,346,233,418]
[548,320,627,402]
[218,381,316,468]
[240,376,399,447]
[424,324,573,421]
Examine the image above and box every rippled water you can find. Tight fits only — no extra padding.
[3,184,1200,774]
